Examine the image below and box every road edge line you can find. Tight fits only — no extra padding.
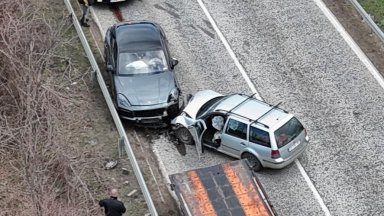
[314,0,384,89]
[195,0,331,215]
[295,160,331,216]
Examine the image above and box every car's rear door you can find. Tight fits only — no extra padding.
[247,125,272,161]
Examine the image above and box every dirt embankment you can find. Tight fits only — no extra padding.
[0,0,147,215]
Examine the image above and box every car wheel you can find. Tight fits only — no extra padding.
[242,152,262,172]
[175,126,194,145]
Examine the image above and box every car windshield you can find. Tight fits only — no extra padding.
[196,96,226,118]
[274,117,304,148]
[118,50,168,75]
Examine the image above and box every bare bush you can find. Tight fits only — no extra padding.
[0,0,98,215]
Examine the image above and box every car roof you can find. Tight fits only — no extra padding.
[214,94,292,129]
[115,21,162,53]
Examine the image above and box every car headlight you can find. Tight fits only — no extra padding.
[168,89,179,102]
[117,94,131,109]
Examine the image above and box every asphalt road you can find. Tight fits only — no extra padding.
[92,0,384,215]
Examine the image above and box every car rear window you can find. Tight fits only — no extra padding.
[274,117,304,148]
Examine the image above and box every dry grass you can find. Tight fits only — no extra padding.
[0,0,101,215]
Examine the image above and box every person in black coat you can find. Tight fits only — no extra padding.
[78,0,94,27]
[99,188,126,216]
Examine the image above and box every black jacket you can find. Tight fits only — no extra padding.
[99,197,126,216]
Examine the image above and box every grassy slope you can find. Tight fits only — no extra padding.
[358,0,384,28]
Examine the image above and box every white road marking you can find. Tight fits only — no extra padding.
[133,130,146,153]
[146,158,166,203]
[295,160,331,216]
[195,0,261,100]
[196,0,331,215]
[314,0,384,89]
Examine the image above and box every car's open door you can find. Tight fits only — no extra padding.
[187,120,206,159]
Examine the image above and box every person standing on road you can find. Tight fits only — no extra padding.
[99,188,126,216]
[78,0,94,27]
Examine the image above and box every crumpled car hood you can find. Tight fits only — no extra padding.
[183,90,223,119]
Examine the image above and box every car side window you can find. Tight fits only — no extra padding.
[225,119,247,140]
[249,126,271,147]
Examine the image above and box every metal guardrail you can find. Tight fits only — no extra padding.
[350,0,384,44]
[63,1,158,215]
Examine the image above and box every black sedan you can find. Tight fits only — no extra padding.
[104,21,181,124]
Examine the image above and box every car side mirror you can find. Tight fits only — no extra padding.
[106,65,115,73]
[170,58,179,69]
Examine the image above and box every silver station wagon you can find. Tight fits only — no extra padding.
[171,90,309,171]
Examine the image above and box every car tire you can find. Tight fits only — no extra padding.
[242,152,262,172]
[174,126,194,145]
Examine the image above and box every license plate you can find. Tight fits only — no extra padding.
[288,140,301,152]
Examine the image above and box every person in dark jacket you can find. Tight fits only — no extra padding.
[78,0,94,27]
[99,188,126,216]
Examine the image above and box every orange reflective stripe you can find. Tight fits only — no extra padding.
[223,164,270,216]
[187,170,217,216]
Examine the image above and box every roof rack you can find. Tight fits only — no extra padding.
[250,102,282,127]
[227,93,257,114]
[216,95,284,129]
[237,93,288,114]
[216,110,270,129]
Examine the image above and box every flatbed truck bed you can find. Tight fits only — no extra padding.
[169,160,276,216]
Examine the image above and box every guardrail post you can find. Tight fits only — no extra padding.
[118,137,125,158]
[91,69,96,82]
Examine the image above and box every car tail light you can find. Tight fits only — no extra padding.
[271,150,280,159]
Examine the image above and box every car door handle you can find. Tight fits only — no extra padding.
[240,142,246,146]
